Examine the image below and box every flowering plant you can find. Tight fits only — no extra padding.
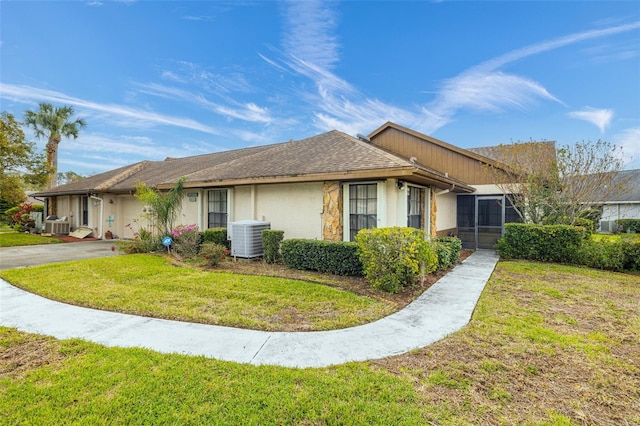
[170,224,200,258]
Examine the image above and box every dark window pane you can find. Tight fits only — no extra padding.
[208,190,228,228]
[349,184,377,240]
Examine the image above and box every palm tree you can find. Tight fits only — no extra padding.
[24,103,87,189]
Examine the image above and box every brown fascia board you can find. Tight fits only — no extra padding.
[168,165,474,193]
[368,121,510,171]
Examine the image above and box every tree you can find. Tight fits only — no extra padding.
[485,139,628,226]
[135,177,186,236]
[0,112,51,206]
[24,103,87,189]
[57,171,85,185]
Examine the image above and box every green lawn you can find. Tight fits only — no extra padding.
[1,261,638,424]
[0,254,392,331]
[0,231,62,247]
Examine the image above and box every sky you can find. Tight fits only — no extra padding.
[1,0,639,177]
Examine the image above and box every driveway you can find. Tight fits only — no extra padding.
[0,240,119,270]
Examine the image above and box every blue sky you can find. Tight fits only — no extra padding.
[1,0,639,176]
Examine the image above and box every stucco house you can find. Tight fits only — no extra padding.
[592,169,640,233]
[33,122,525,249]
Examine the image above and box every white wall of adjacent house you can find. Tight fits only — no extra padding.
[602,203,640,222]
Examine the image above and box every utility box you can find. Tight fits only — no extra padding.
[230,220,270,258]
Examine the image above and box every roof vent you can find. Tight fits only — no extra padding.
[356,133,371,143]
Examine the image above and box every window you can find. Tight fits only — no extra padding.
[207,189,228,228]
[349,183,377,241]
[407,186,424,229]
[80,196,89,226]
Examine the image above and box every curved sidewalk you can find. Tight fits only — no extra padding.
[0,250,499,368]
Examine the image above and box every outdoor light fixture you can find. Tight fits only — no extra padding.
[397,180,405,190]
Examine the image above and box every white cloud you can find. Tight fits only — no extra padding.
[0,83,223,135]
[426,71,562,133]
[282,0,340,71]
[135,82,273,124]
[568,107,614,132]
[613,127,640,169]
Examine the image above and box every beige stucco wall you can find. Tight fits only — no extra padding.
[252,182,324,240]
[471,184,509,195]
[434,191,457,233]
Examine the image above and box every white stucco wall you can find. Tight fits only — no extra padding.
[602,203,640,221]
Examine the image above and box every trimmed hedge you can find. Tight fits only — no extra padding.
[433,236,463,270]
[496,223,589,263]
[616,219,640,234]
[575,238,640,272]
[280,239,363,276]
[262,229,284,264]
[199,227,230,249]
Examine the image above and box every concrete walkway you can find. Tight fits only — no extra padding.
[0,245,498,368]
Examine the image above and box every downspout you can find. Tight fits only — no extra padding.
[90,195,104,239]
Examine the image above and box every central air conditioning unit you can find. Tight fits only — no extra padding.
[229,220,271,258]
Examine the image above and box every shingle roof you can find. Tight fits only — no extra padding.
[34,130,474,196]
[591,169,640,203]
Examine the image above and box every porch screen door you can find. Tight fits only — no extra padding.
[476,196,503,249]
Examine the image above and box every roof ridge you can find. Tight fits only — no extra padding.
[94,161,150,191]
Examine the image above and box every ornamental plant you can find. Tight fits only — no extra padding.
[171,224,200,258]
[355,227,437,293]
[199,242,228,267]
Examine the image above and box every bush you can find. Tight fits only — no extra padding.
[355,227,438,293]
[433,236,462,270]
[200,228,230,249]
[575,239,626,271]
[496,223,589,263]
[199,242,228,267]
[115,228,162,254]
[616,219,640,234]
[6,202,42,230]
[622,239,640,271]
[281,239,363,276]
[262,230,284,264]
[171,224,200,259]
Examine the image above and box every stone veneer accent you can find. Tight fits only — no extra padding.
[430,188,437,237]
[322,181,343,241]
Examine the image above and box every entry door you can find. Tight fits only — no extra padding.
[476,196,504,249]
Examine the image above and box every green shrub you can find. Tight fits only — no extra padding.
[616,219,640,234]
[355,227,438,293]
[433,236,462,270]
[622,239,640,271]
[496,223,588,263]
[575,239,625,271]
[115,229,162,254]
[280,239,362,276]
[200,228,230,249]
[199,242,228,267]
[262,229,284,264]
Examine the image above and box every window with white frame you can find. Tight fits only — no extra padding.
[348,183,377,241]
[207,189,228,228]
[407,186,425,229]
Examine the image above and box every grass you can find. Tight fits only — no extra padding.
[1,260,638,424]
[0,231,62,247]
[0,254,392,331]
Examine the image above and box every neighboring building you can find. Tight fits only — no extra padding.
[593,169,640,232]
[34,122,527,248]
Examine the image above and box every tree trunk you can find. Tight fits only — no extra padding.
[46,136,60,190]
